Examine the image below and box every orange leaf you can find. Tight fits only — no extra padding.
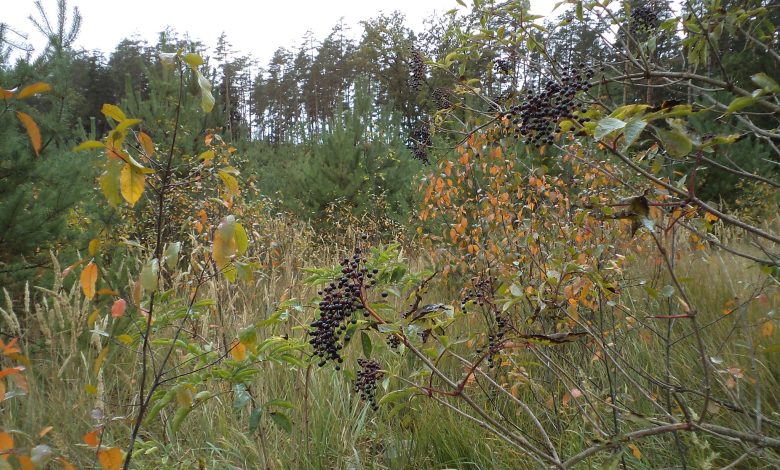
[16,112,42,156]
[97,447,123,470]
[762,321,775,338]
[0,338,21,356]
[58,457,77,470]
[111,299,127,318]
[38,426,53,438]
[628,443,642,460]
[0,431,13,459]
[0,366,24,379]
[80,262,98,300]
[83,430,100,447]
[0,88,12,99]
[15,82,51,99]
[17,455,34,470]
[230,340,247,361]
[138,132,154,157]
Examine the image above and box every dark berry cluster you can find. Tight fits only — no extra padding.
[409,121,432,164]
[501,65,594,147]
[629,5,659,36]
[308,248,377,369]
[493,58,512,75]
[354,358,384,411]
[386,334,401,350]
[460,275,496,311]
[432,87,451,110]
[409,48,425,91]
[485,313,510,368]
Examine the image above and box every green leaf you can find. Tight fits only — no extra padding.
[594,117,626,140]
[378,387,416,406]
[184,52,204,68]
[661,285,675,298]
[264,399,294,409]
[234,222,249,255]
[658,129,693,157]
[248,408,262,433]
[269,412,292,434]
[621,119,647,149]
[751,73,780,93]
[576,0,583,20]
[361,331,373,358]
[233,384,251,410]
[726,96,757,113]
[196,71,215,113]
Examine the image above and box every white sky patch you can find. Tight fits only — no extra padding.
[4,0,560,64]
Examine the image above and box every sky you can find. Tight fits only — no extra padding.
[4,0,560,64]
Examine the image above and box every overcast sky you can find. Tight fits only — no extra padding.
[5,0,559,64]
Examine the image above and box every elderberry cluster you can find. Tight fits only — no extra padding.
[386,334,401,350]
[485,313,510,368]
[409,48,425,91]
[308,248,376,369]
[493,58,512,75]
[432,88,451,110]
[629,5,659,36]
[409,121,432,164]
[354,358,384,411]
[460,275,497,311]
[501,65,594,147]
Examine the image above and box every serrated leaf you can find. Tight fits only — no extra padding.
[120,163,145,206]
[594,117,626,140]
[16,111,41,156]
[15,82,51,99]
[101,104,126,122]
[658,129,692,157]
[80,262,98,300]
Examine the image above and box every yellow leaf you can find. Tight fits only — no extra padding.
[138,132,154,157]
[628,443,642,460]
[101,104,126,122]
[80,262,98,300]
[120,163,145,206]
[16,112,42,156]
[15,82,51,99]
[73,140,105,152]
[97,447,123,470]
[183,52,204,68]
[87,309,100,327]
[115,118,142,134]
[198,149,215,162]
[234,223,249,255]
[84,384,97,395]
[213,230,237,270]
[0,432,13,459]
[116,335,133,345]
[704,212,719,223]
[89,239,101,256]
[97,288,118,296]
[762,321,775,337]
[0,380,5,401]
[218,169,240,197]
[93,346,109,375]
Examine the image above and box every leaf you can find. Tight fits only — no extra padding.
[230,340,247,361]
[751,73,780,93]
[100,161,123,207]
[196,71,215,113]
[594,117,626,140]
[114,118,142,134]
[38,426,53,438]
[83,430,100,447]
[57,457,76,470]
[119,163,145,206]
[658,129,693,157]
[0,88,12,99]
[164,242,181,270]
[88,238,101,256]
[0,432,13,460]
[101,104,127,122]
[219,170,240,197]
[234,223,249,256]
[97,447,123,470]
[16,112,42,156]
[138,132,154,157]
[628,443,641,460]
[15,82,51,99]
[762,321,775,337]
[140,259,159,292]
[361,331,373,358]
[661,285,675,298]
[726,96,757,113]
[73,140,105,152]
[81,262,98,300]
[269,412,292,434]
[93,346,109,375]
[111,299,127,318]
[621,119,647,149]
[16,456,33,470]
[184,52,204,68]
[264,399,294,409]
[248,408,263,433]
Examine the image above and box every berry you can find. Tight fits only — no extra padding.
[354,358,384,411]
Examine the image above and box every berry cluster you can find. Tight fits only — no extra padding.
[485,313,510,368]
[432,88,451,110]
[409,121,432,164]
[501,65,594,147]
[630,5,659,36]
[386,334,401,350]
[354,358,384,411]
[493,58,512,75]
[308,248,377,369]
[460,275,496,311]
[409,48,425,91]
